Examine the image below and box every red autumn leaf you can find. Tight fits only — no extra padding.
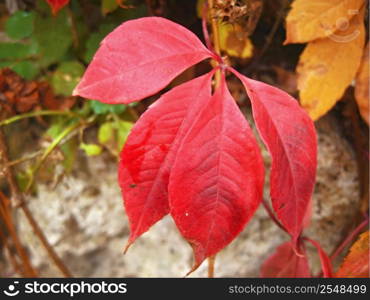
[304,237,333,278]
[73,17,214,104]
[119,72,214,249]
[45,0,70,15]
[260,241,311,278]
[75,16,319,273]
[231,68,317,245]
[169,76,264,270]
[335,231,369,278]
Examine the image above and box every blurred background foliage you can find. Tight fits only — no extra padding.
[0,0,152,191]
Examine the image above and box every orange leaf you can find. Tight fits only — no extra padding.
[355,42,369,125]
[297,8,365,121]
[285,0,364,44]
[336,231,369,278]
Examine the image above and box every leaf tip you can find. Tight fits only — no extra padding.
[185,262,202,277]
[123,239,133,254]
[72,86,80,97]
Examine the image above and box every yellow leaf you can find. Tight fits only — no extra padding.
[297,9,365,121]
[219,22,253,59]
[355,42,369,125]
[336,231,369,278]
[285,0,364,44]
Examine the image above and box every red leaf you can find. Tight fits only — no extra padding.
[169,75,264,270]
[260,241,311,278]
[45,0,69,15]
[304,237,333,278]
[73,17,213,104]
[119,72,214,250]
[231,68,317,244]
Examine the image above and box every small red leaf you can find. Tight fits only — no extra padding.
[119,72,214,249]
[73,17,213,104]
[169,75,264,270]
[46,0,69,15]
[231,69,317,244]
[260,241,311,278]
[304,237,333,278]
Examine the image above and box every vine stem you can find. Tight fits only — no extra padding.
[207,0,222,88]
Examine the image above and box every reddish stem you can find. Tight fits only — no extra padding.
[330,218,369,261]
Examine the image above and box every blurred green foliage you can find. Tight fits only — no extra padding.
[0,0,146,178]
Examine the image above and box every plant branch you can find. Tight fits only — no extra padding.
[0,192,38,276]
[0,228,23,276]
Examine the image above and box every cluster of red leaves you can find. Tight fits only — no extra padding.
[0,68,76,116]
[74,17,319,274]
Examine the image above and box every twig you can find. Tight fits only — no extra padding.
[20,203,72,277]
[0,129,72,277]
[0,228,23,276]
[6,150,43,167]
[0,192,38,276]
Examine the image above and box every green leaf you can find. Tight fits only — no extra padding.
[0,42,34,59]
[5,11,35,40]
[11,61,39,79]
[98,122,115,144]
[102,0,119,15]
[80,143,103,156]
[34,0,72,67]
[116,120,133,149]
[83,23,116,63]
[51,61,85,96]
[89,100,126,115]
[16,171,34,193]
